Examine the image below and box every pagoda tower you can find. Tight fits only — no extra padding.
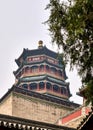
[0,41,79,124]
[14,41,71,100]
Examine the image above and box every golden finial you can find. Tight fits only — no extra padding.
[38,40,43,49]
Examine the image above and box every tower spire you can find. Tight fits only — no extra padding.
[38,40,43,49]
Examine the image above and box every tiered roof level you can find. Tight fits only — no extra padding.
[14,41,71,100]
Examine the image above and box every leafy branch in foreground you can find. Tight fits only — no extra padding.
[46,0,93,105]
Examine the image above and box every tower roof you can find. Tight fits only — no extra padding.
[15,45,58,67]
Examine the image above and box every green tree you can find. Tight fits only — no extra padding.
[46,0,93,105]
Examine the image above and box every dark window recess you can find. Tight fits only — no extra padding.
[22,84,28,89]
[46,65,49,71]
[30,83,37,90]
[39,82,45,89]
[46,82,52,90]
[53,85,59,92]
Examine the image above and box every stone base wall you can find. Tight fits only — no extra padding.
[0,91,74,124]
[0,93,12,115]
[12,92,72,124]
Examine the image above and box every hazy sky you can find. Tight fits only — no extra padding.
[0,0,82,104]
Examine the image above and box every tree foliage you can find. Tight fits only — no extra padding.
[46,0,93,105]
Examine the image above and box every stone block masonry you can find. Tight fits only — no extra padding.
[12,92,72,124]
